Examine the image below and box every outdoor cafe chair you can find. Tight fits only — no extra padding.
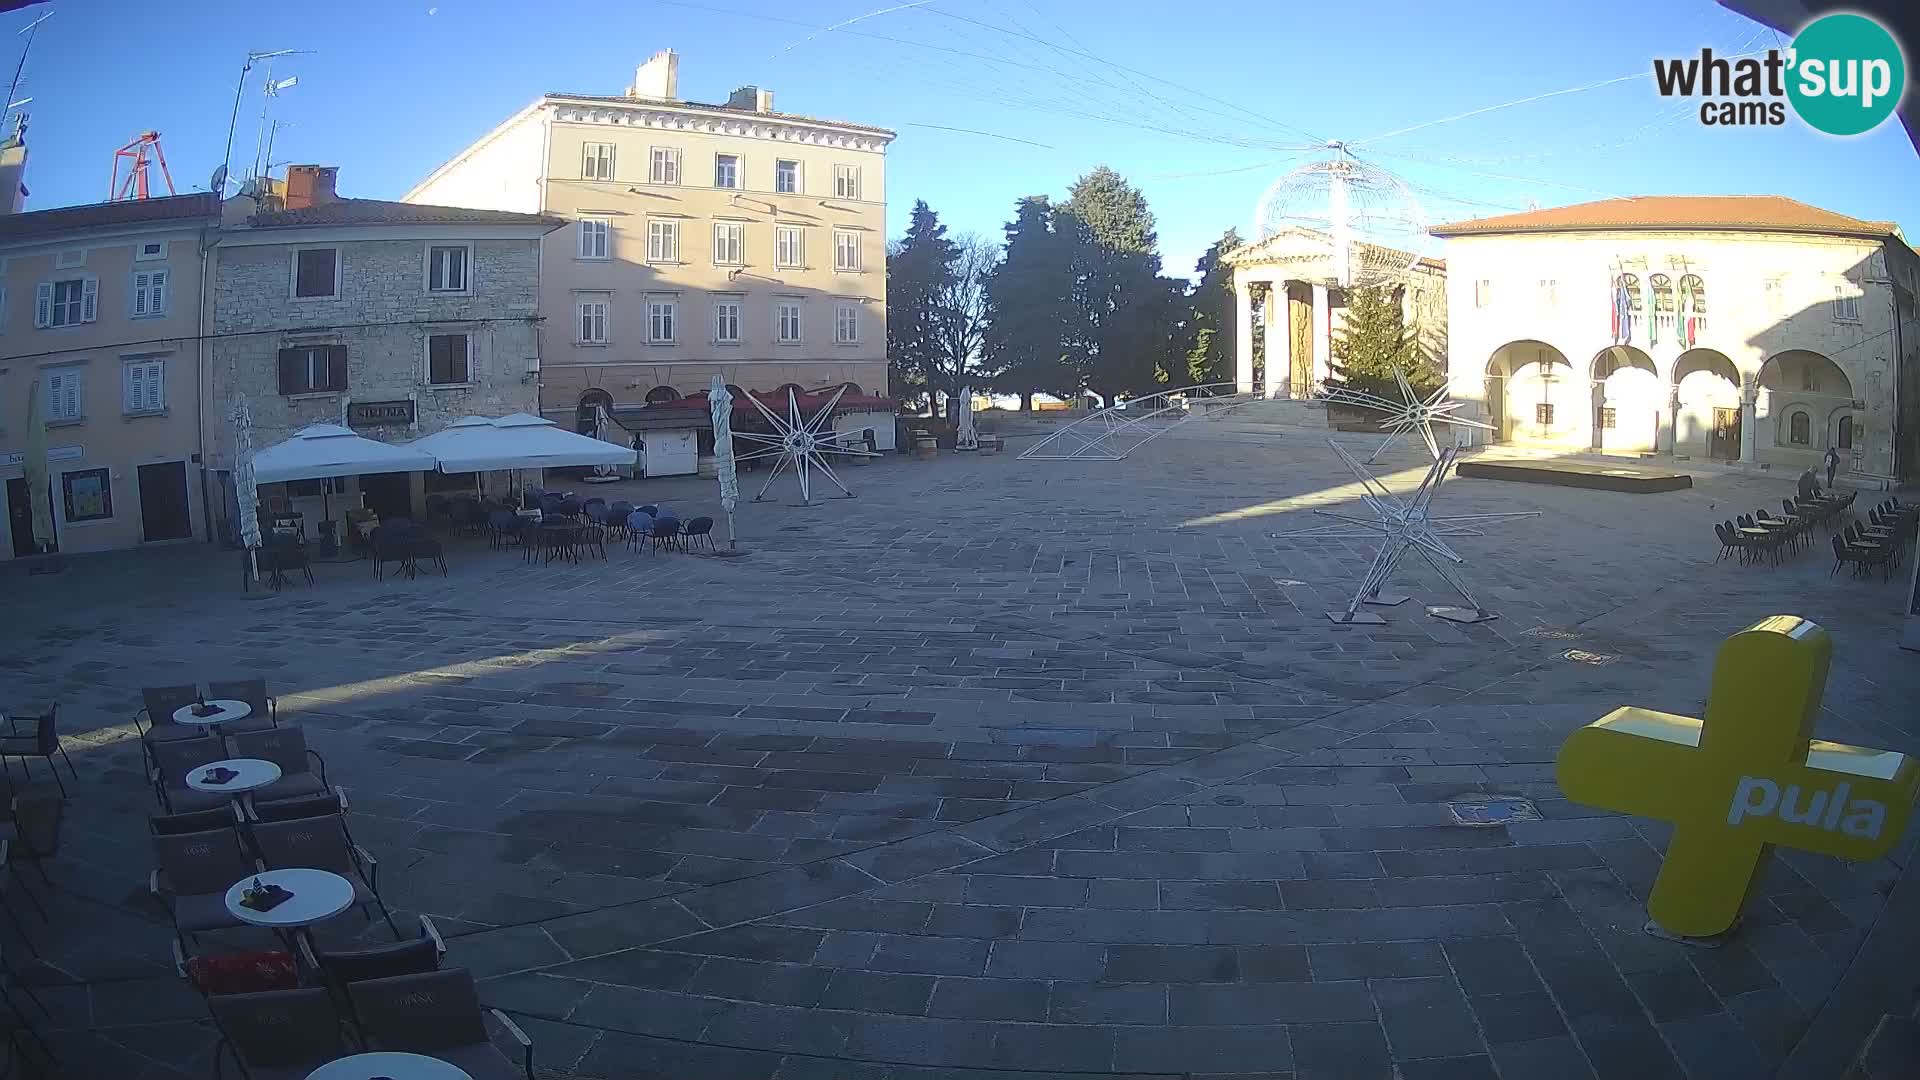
[404,528,450,577]
[0,841,45,959]
[0,706,76,798]
[647,517,681,554]
[206,987,349,1080]
[367,526,414,580]
[638,504,658,516]
[250,815,399,938]
[625,511,653,551]
[345,968,535,1080]
[149,828,256,951]
[685,516,716,550]
[607,501,635,535]
[488,509,528,550]
[1832,533,1892,581]
[1713,522,1739,563]
[150,807,240,837]
[302,914,446,1014]
[228,727,331,804]
[150,737,235,813]
[4,791,61,888]
[136,685,206,750]
[206,679,278,734]
[576,524,608,561]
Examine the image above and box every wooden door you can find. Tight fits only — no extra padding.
[1710,407,1741,460]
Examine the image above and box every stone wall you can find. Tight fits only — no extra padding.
[207,236,541,466]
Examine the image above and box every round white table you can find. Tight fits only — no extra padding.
[305,1052,473,1080]
[172,699,252,732]
[225,868,355,936]
[186,757,281,816]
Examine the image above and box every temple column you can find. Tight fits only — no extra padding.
[1233,275,1255,394]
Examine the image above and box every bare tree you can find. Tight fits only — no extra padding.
[929,232,998,418]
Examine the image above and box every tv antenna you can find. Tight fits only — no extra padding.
[216,48,312,194]
[250,67,298,181]
[3,10,52,130]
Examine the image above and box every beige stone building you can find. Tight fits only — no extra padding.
[1224,228,1448,399]
[1433,197,1920,484]
[0,193,216,559]
[403,51,895,427]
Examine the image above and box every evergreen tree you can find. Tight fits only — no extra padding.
[1060,167,1179,403]
[1327,283,1443,401]
[1184,227,1243,388]
[984,197,1076,408]
[885,200,958,409]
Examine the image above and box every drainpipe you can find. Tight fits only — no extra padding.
[1893,286,1905,483]
[196,206,214,544]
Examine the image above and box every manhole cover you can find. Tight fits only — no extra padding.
[1273,579,1308,587]
[1562,649,1619,666]
[1213,794,1246,806]
[1447,795,1541,827]
[1521,626,1582,641]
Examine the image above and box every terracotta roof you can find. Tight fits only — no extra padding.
[0,192,216,242]
[1431,196,1899,239]
[248,198,563,230]
[548,93,896,138]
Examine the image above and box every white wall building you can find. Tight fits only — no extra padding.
[1433,196,1920,485]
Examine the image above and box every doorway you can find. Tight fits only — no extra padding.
[6,477,52,557]
[137,462,193,542]
[358,472,415,522]
[1710,407,1742,461]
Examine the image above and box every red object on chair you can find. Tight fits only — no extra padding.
[186,950,298,995]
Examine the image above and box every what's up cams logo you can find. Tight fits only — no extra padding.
[1654,12,1906,136]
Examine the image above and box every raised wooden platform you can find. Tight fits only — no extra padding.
[1456,458,1693,493]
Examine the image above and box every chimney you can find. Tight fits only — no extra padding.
[629,50,679,101]
[726,86,775,113]
[283,165,338,210]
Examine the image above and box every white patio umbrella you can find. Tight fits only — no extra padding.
[252,423,437,483]
[232,396,262,582]
[709,376,738,550]
[21,380,54,555]
[955,384,978,451]
[408,413,634,474]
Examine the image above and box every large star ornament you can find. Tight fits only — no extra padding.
[1323,367,1496,463]
[735,385,877,506]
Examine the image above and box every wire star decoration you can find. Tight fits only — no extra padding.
[734,385,878,506]
[1272,441,1539,624]
[1323,367,1496,462]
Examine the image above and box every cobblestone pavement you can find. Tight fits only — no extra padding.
[5,423,1917,1079]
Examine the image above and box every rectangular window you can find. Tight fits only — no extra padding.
[649,147,681,185]
[1534,402,1555,426]
[135,240,167,261]
[293,249,339,298]
[581,142,615,180]
[833,164,861,199]
[131,269,169,317]
[577,296,609,344]
[647,219,679,264]
[1831,286,1859,322]
[776,301,802,343]
[428,333,471,385]
[713,300,741,344]
[1474,279,1493,309]
[61,467,112,523]
[277,345,348,395]
[1599,406,1616,431]
[713,221,745,266]
[36,277,96,328]
[775,226,804,269]
[834,229,861,272]
[647,299,677,343]
[775,159,800,194]
[835,302,859,344]
[45,369,83,420]
[577,218,610,260]
[426,245,469,292]
[124,358,166,415]
[715,154,740,189]
[1867,249,1889,281]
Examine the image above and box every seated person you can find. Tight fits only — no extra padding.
[1796,467,1819,502]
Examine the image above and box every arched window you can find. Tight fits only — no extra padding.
[644,386,681,404]
[1677,274,1707,345]
[840,382,863,396]
[1612,273,1643,343]
[1788,411,1811,446]
[1649,274,1676,340]
[1837,415,1854,450]
[774,382,806,398]
[578,389,613,410]
[576,389,614,433]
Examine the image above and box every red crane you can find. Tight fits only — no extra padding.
[109,131,176,201]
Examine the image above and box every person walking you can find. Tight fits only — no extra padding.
[1824,446,1840,490]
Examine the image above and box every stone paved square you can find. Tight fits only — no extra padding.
[6,419,1916,1079]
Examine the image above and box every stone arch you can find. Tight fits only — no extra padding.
[1486,340,1573,445]
[578,388,614,409]
[644,385,681,404]
[1590,346,1659,452]
[1758,350,1854,452]
[1834,411,1856,451]
[1671,349,1740,459]
[576,388,615,434]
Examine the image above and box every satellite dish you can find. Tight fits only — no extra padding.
[1252,144,1428,288]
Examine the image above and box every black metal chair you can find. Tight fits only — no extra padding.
[0,707,75,798]
[684,516,716,550]
[205,679,278,734]
[150,828,256,952]
[136,685,205,750]
[345,968,534,1080]
[149,737,232,813]
[647,517,681,554]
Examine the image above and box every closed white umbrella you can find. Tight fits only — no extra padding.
[232,396,262,582]
[955,385,978,451]
[21,380,54,554]
[253,423,437,483]
[709,376,738,550]
[408,413,633,474]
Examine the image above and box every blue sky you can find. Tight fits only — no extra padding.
[9,0,1918,277]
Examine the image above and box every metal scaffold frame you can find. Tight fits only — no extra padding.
[1018,382,1251,461]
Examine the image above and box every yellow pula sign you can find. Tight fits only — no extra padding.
[1556,616,1918,938]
